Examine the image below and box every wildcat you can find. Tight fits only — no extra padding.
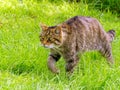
[39,16,115,74]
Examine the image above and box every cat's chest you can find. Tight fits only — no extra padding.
[53,45,73,56]
[53,47,63,54]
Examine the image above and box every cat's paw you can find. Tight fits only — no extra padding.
[51,68,60,74]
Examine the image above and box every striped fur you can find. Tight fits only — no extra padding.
[40,16,115,74]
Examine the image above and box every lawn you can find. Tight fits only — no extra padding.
[0,0,120,90]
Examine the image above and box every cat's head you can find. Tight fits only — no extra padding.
[39,23,70,48]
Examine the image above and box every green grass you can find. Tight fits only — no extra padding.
[0,0,120,90]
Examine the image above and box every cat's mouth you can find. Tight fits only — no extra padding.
[42,44,55,49]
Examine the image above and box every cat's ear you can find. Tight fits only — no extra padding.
[40,23,48,30]
[61,23,71,34]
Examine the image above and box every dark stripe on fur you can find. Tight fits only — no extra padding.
[107,30,115,37]
[49,54,61,62]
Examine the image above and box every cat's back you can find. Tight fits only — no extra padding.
[65,16,99,27]
[64,16,103,36]
[64,16,107,51]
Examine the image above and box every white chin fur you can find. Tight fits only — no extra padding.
[44,44,55,48]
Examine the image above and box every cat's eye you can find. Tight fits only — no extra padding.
[55,29,60,34]
[47,38,51,42]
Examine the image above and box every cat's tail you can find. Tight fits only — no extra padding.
[107,30,115,43]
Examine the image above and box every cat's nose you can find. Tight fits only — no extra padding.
[43,41,46,45]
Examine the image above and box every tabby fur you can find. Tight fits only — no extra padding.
[39,16,115,74]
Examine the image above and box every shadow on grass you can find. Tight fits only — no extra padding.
[11,62,35,75]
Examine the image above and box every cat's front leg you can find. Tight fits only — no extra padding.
[47,53,61,74]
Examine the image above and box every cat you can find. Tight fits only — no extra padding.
[39,16,115,74]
